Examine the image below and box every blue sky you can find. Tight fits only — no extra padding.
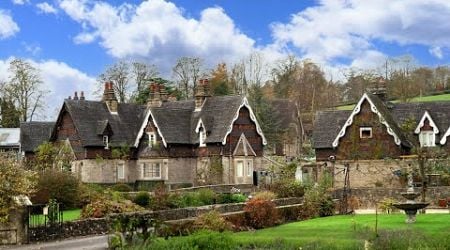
[1,0,450,119]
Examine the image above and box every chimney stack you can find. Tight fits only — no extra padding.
[102,82,118,113]
[147,82,163,107]
[195,78,211,111]
[371,77,387,102]
[80,91,85,101]
[73,91,79,100]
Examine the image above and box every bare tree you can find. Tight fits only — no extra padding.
[5,58,45,122]
[98,61,131,103]
[132,62,159,93]
[172,57,203,99]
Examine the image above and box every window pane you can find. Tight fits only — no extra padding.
[236,161,244,177]
[246,161,253,177]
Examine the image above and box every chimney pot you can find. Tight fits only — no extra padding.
[80,91,85,100]
[73,91,79,100]
[68,96,72,100]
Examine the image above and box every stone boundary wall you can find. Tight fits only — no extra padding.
[27,197,303,242]
[171,184,255,194]
[333,187,450,209]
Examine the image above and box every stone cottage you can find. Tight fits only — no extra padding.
[50,80,267,188]
[313,90,450,188]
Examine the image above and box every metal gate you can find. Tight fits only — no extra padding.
[27,202,63,242]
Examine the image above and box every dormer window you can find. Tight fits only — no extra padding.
[199,127,206,147]
[103,135,109,149]
[148,132,156,148]
[419,131,435,147]
[360,127,372,139]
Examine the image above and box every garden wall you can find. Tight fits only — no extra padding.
[27,197,303,242]
[0,208,26,245]
[334,186,450,209]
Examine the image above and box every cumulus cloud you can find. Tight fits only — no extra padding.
[36,2,58,14]
[429,46,443,59]
[58,0,256,71]
[11,0,30,5]
[0,57,97,120]
[0,10,20,39]
[271,0,450,70]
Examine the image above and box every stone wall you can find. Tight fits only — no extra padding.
[72,159,139,183]
[172,183,255,194]
[334,186,450,209]
[0,208,26,245]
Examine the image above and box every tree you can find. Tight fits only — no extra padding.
[5,58,45,122]
[131,62,159,94]
[98,61,131,103]
[0,155,36,222]
[210,63,230,96]
[173,57,203,99]
[0,97,20,128]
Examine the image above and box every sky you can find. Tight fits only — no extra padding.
[1,0,450,120]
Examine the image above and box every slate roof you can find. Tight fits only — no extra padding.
[62,100,147,147]
[313,93,450,149]
[56,95,264,148]
[20,122,55,152]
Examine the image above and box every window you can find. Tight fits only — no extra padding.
[236,161,244,177]
[147,132,156,148]
[103,135,109,149]
[246,160,253,177]
[142,162,161,179]
[359,127,372,139]
[199,127,206,147]
[419,131,435,147]
[117,163,125,179]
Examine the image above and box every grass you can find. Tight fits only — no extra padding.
[232,214,450,248]
[29,209,81,225]
[336,93,450,110]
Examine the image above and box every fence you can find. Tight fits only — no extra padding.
[27,202,63,243]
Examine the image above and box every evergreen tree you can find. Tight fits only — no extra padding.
[0,98,20,128]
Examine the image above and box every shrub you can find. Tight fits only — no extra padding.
[148,230,238,250]
[31,169,81,209]
[270,179,305,198]
[110,183,133,192]
[218,193,247,204]
[252,191,277,200]
[81,197,144,218]
[378,198,398,214]
[244,198,279,229]
[196,189,217,205]
[193,210,232,232]
[133,191,151,207]
[150,185,172,210]
[77,184,105,208]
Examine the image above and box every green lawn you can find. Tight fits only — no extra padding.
[30,209,81,225]
[336,93,450,110]
[233,214,450,248]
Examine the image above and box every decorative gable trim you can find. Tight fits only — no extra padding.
[233,133,257,156]
[440,126,450,145]
[195,118,205,133]
[222,97,267,146]
[414,111,439,134]
[134,108,167,148]
[332,93,401,148]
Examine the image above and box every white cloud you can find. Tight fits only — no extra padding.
[0,10,20,39]
[0,57,97,120]
[429,46,443,59]
[11,0,30,5]
[58,0,256,72]
[36,2,58,14]
[22,42,42,56]
[271,0,450,68]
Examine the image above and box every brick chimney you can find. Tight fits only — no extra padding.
[73,91,79,100]
[80,91,85,101]
[102,82,118,113]
[147,82,162,107]
[371,77,387,101]
[195,79,211,111]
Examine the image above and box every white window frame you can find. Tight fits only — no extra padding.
[199,127,206,147]
[246,160,253,177]
[117,162,125,179]
[359,127,372,139]
[236,160,244,177]
[147,132,157,148]
[103,135,109,149]
[419,131,435,147]
[141,162,161,179]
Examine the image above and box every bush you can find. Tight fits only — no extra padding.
[31,169,81,209]
[110,183,133,192]
[193,211,232,232]
[196,189,216,205]
[147,230,238,250]
[81,197,144,218]
[244,198,279,229]
[270,179,305,198]
[133,191,151,207]
[77,184,105,208]
[217,193,247,204]
[252,191,277,200]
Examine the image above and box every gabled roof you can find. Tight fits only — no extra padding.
[20,122,54,152]
[313,94,450,149]
[134,95,267,147]
[414,111,439,134]
[58,100,147,147]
